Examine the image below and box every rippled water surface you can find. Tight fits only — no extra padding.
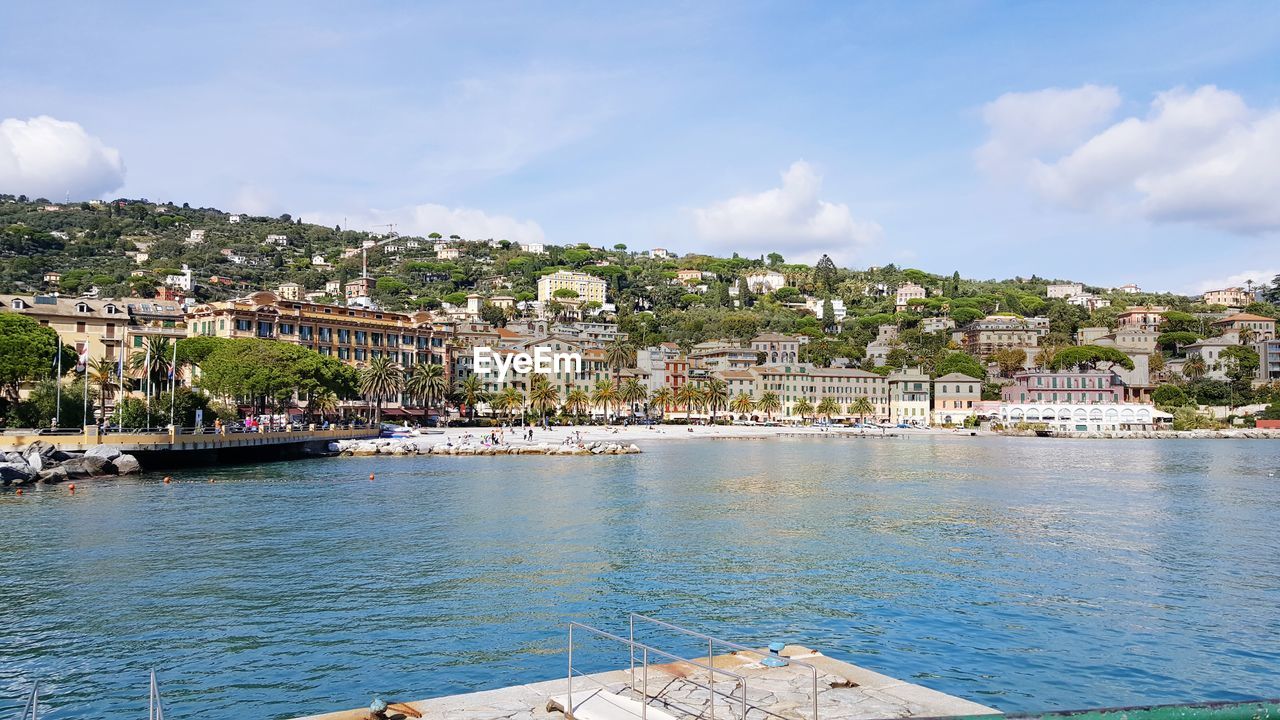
[2,436,1278,719]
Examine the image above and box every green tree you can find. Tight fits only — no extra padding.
[359,356,403,424]
[703,378,729,423]
[936,351,986,380]
[792,396,814,424]
[405,362,448,418]
[675,382,703,422]
[455,375,485,422]
[591,377,618,423]
[0,312,61,402]
[758,391,781,420]
[816,396,840,422]
[619,377,648,418]
[527,375,561,423]
[10,378,95,429]
[1152,384,1189,407]
[730,391,755,417]
[848,396,875,424]
[1048,345,1135,372]
[992,348,1028,377]
[650,386,675,421]
[565,387,591,423]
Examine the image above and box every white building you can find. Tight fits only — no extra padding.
[277,282,302,300]
[311,254,331,268]
[438,247,461,260]
[805,297,846,322]
[1047,283,1084,299]
[888,368,932,425]
[998,403,1162,432]
[1117,284,1141,294]
[651,248,672,259]
[187,229,206,245]
[537,270,608,304]
[228,214,241,224]
[163,264,194,292]
[265,234,289,246]
[1067,293,1111,312]
[895,282,927,311]
[519,242,546,254]
[744,270,786,293]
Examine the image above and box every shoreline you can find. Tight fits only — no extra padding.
[338,423,1280,458]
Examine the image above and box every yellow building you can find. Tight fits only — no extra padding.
[537,270,607,305]
[185,291,448,370]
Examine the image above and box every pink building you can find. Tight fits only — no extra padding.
[1002,371,1125,405]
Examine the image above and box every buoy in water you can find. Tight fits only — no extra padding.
[68,483,76,493]
[369,472,376,481]
[163,476,172,484]
[15,489,22,496]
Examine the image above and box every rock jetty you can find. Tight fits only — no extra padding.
[1002,428,1280,439]
[333,437,641,457]
[1,441,142,487]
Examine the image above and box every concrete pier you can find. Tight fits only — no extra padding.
[290,645,998,720]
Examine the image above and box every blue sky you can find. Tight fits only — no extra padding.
[3,1,1279,293]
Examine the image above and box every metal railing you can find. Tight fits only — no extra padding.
[629,614,822,720]
[568,621,749,720]
[18,681,38,720]
[149,669,166,720]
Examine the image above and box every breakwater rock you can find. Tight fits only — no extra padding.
[1003,429,1280,439]
[1,441,142,487]
[333,438,642,457]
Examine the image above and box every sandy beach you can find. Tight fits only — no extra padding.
[402,422,963,448]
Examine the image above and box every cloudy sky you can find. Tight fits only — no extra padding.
[2,1,1279,293]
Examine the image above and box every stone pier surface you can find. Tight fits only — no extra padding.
[290,646,998,720]
[335,437,642,456]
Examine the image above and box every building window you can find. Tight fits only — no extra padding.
[235,319,252,332]
[76,321,86,333]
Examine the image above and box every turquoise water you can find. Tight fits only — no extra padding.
[1,436,1278,719]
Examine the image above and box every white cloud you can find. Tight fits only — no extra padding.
[978,85,1280,234]
[310,203,545,245]
[976,85,1121,178]
[0,116,125,200]
[417,71,616,188]
[1190,268,1277,295]
[691,161,882,265]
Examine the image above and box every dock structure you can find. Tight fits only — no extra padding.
[0,426,376,467]
[290,645,997,720]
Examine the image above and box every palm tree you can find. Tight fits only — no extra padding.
[651,387,675,422]
[405,362,448,420]
[848,396,875,425]
[591,377,618,424]
[604,340,636,389]
[619,377,647,418]
[703,378,729,424]
[309,388,339,422]
[1183,355,1207,381]
[88,357,116,409]
[1034,345,1058,370]
[565,387,590,424]
[730,391,755,419]
[129,336,175,396]
[793,397,814,425]
[494,386,526,424]
[456,374,485,423]
[527,375,561,424]
[359,356,404,424]
[758,391,781,421]
[817,396,840,423]
[675,382,702,423]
